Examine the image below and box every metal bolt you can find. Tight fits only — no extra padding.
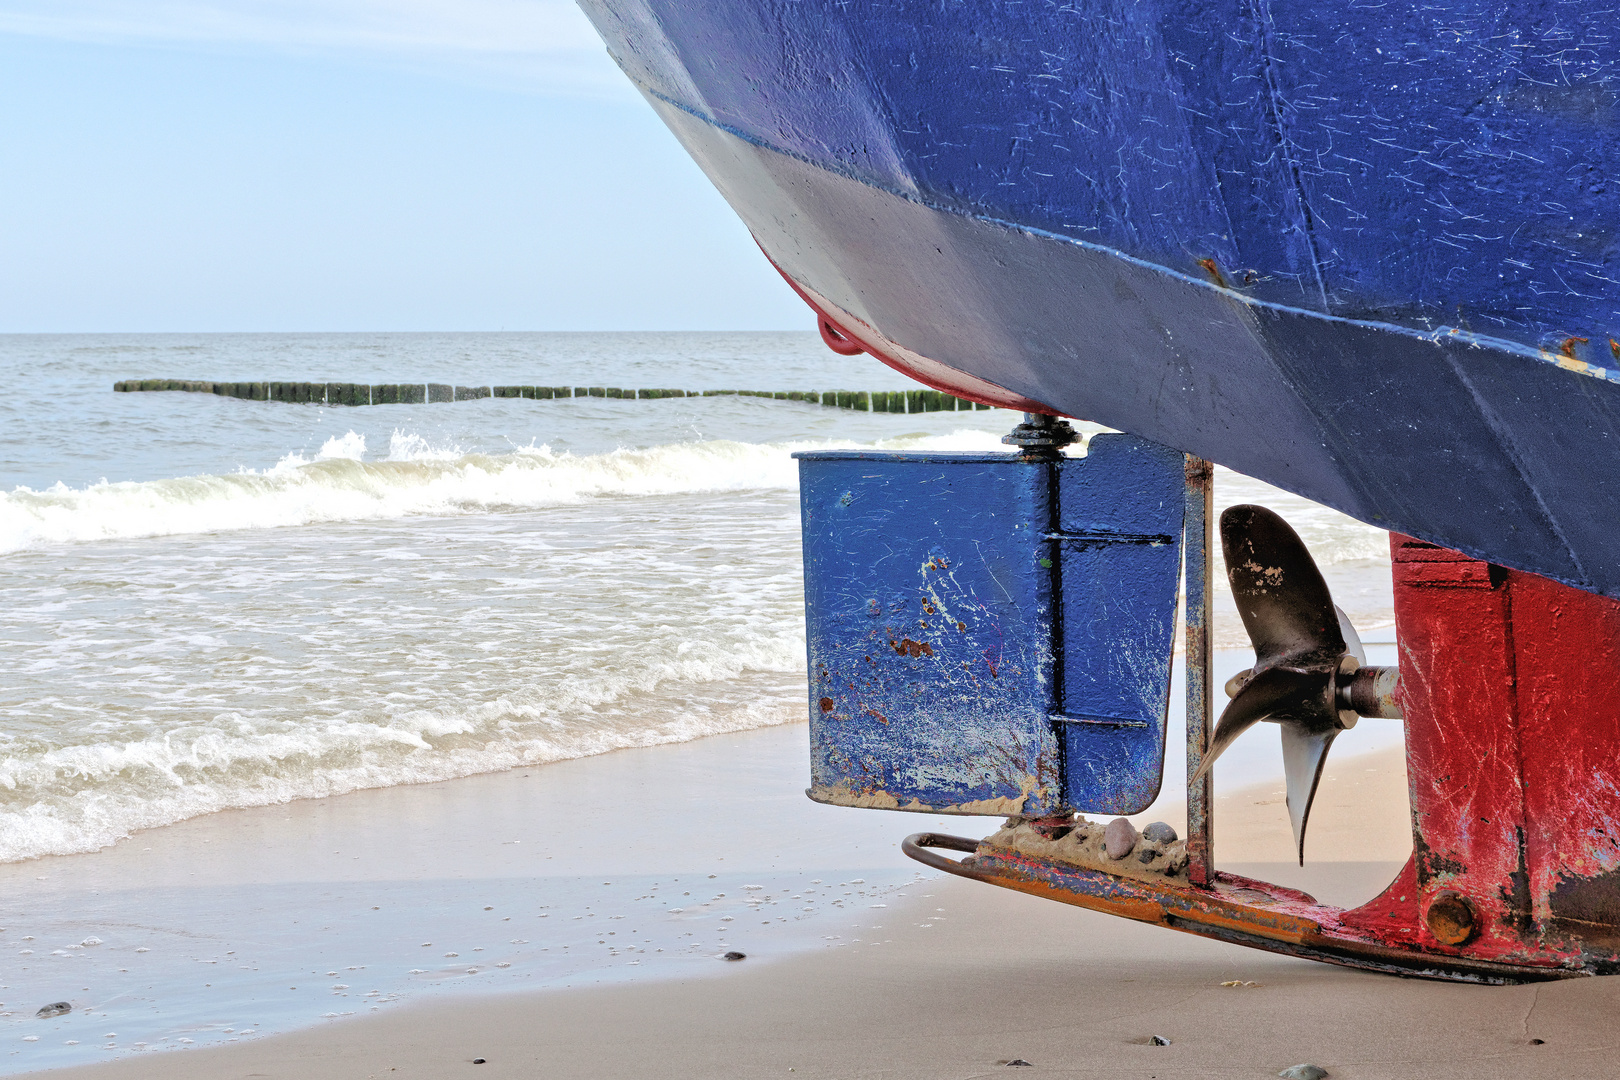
[1000,413,1079,461]
[1425,890,1478,946]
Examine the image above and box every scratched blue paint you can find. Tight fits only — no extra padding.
[1054,437,1186,814]
[796,436,1183,816]
[581,0,1618,349]
[577,0,1620,600]
[797,451,1063,815]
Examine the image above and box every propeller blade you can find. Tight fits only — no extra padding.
[1221,505,1345,667]
[1335,605,1366,665]
[1191,666,1324,784]
[1280,723,1340,865]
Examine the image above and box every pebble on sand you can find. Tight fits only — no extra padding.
[722,951,747,961]
[1103,818,1139,860]
[1142,821,1178,844]
[1148,1035,1172,1046]
[1279,1067,1329,1080]
[34,1002,71,1018]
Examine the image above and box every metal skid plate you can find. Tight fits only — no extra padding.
[795,435,1184,817]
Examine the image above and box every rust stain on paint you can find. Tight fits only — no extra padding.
[890,637,935,658]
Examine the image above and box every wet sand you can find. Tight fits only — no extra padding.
[0,722,967,1070]
[38,728,1612,1080]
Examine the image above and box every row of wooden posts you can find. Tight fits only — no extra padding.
[112,380,993,413]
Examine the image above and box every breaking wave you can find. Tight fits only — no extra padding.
[1,429,1386,567]
[0,662,806,865]
[0,429,1008,555]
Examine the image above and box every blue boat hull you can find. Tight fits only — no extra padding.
[578,0,1620,597]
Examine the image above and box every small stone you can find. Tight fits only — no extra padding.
[1004,1060,1033,1067]
[722,951,746,961]
[1142,821,1178,844]
[1279,1066,1328,1080]
[1104,817,1139,860]
[1149,1035,1172,1046]
[1137,843,1162,864]
[35,1002,71,1018]
[473,1057,487,1064]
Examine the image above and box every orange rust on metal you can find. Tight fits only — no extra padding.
[1345,665,1403,718]
[967,853,1558,975]
[904,835,1579,980]
[975,852,1322,945]
[1025,816,1076,840]
[818,697,834,713]
[1394,557,1496,589]
[1612,338,1620,361]
[1183,454,1216,888]
[1196,257,1229,287]
[889,637,934,658]
[976,865,1168,926]
[1560,336,1590,358]
[1425,890,1478,946]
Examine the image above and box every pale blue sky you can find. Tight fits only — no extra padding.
[0,0,807,331]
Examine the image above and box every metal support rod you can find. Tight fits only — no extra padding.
[1184,455,1215,886]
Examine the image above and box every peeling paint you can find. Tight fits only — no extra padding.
[1393,534,1620,971]
[809,780,1041,816]
[796,436,1184,818]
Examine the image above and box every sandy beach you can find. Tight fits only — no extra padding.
[0,334,1411,1078]
[19,713,1609,1080]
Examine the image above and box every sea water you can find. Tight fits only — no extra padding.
[0,332,1397,1067]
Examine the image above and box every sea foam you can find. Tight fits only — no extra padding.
[0,429,1007,554]
[0,615,810,864]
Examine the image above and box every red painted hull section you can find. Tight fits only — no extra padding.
[1390,536,1620,971]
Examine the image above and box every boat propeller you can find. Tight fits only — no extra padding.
[1190,505,1402,864]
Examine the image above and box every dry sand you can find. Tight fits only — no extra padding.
[40,739,1620,1080]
